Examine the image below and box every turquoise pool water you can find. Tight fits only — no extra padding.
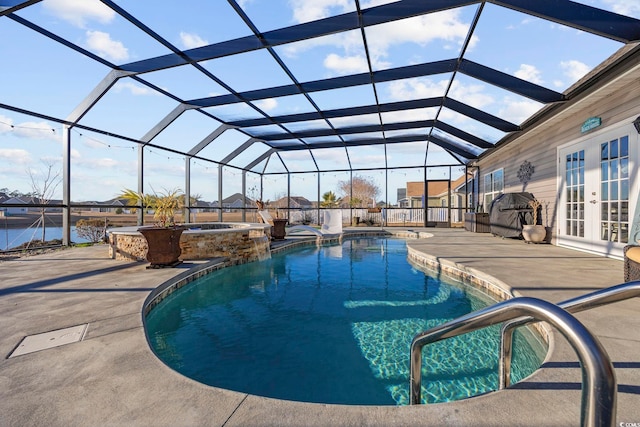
[145,238,546,405]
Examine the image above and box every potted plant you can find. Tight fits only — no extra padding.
[120,188,186,267]
[522,198,546,243]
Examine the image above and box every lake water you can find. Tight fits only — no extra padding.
[0,226,92,250]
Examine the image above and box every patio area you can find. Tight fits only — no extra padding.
[0,228,637,426]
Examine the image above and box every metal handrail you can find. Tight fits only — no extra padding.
[500,281,640,390]
[409,297,616,427]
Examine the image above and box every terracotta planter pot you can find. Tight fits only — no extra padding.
[271,219,288,240]
[522,224,546,244]
[138,226,186,267]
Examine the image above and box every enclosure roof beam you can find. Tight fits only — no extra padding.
[256,119,493,150]
[220,138,259,164]
[0,0,40,15]
[119,0,476,74]
[228,97,519,134]
[140,104,193,146]
[244,149,275,171]
[187,125,235,156]
[274,134,477,159]
[65,69,133,126]
[491,0,640,43]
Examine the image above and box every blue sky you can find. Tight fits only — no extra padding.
[1,0,638,204]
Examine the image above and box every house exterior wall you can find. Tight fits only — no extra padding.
[474,71,640,252]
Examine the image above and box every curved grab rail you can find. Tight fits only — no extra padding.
[409,297,616,427]
[500,281,640,389]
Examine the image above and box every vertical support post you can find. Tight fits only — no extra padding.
[242,171,247,222]
[385,168,388,227]
[185,156,191,223]
[62,125,71,246]
[317,173,321,226]
[287,174,291,220]
[350,169,353,225]
[464,165,469,213]
[218,165,223,222]
[137,145,144,226]
[448,166,452,227]
[260,174,264,202]
[423,166,428,227]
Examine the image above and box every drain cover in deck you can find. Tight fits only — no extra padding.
[9,324,88,358]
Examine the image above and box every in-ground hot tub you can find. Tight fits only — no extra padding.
[108,222,272,265]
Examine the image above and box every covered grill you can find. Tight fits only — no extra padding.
[489,192,536,238]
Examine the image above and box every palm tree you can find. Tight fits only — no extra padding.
[320,191,340,208]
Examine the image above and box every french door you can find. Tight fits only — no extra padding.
[558,123,637,258]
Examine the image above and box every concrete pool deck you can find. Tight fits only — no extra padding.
[0,228,638,426]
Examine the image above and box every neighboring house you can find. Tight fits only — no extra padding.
[222,193,253,211]
[270,196,313,209]
[190,200,212,213]
[0,197,28,215]
[404,175,470,209]
[88,199,126,213]
[397,188,408,207]
[0,196,63,214]
[472,45,640,259]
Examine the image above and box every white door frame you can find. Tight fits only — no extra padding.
[556,117,639,259]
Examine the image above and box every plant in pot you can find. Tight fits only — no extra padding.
[120,188,186,268]
[522,198,546,243]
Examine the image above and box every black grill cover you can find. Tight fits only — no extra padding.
[489,192,536,238]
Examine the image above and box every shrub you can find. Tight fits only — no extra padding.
[75,218,108,243]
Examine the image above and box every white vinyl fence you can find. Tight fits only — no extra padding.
[286,208,464,226]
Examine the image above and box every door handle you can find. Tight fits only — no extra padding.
[590,200,597,204]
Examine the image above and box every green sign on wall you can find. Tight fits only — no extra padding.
[581,117,602,133]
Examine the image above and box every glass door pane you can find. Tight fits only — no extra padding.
[600,136,630,243]
[565,150,585,237]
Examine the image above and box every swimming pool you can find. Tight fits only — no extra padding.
[145,238,546,405]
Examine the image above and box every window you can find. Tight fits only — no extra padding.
[483,169,503,211]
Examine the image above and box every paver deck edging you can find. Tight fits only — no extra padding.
[406,244,552,346]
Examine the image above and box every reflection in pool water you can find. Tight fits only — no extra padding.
[145,238,546,405]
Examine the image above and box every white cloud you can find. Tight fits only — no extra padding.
[498,97,542,124]
[289,0,354,23]
[180,32,209,49]
[324,53,369,74]
[602,0,640,16]
[86,30,129,62]
[366,10,474,64]
[74,157,120,169]
[514,64,543,85]
[0,148,32,164]
[256,98,278,111]
[382,107,438,124]
[113,80,157,96]
[236,0,255,8]
[387,78,449,100]
[560,60,591,82]
[0,115,14,133]
[448,80,494,110]
[282,8,472,73]
[42,0,115,28]
[386,77,494,112]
